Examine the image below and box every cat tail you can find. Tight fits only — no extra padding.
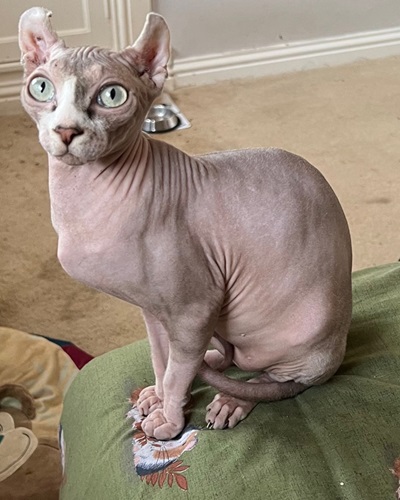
[197,362,307,402]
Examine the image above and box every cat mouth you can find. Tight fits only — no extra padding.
[51,141,104,165]
[54,151,86,166]
[42,140,86,166]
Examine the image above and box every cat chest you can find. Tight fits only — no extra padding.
[56,233,146,301]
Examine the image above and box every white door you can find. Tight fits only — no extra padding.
[0,0,114,64]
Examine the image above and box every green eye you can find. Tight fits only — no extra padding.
[97,85,128,108]
[29,77,55,102]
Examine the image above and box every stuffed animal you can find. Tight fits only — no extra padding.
[0,384,62,499]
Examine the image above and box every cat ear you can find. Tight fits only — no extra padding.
[123,13,170,90]
[19,7,65,76]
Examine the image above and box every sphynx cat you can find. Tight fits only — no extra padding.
[19,7,352,440]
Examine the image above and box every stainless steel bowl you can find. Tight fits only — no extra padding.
[143,104,179,133]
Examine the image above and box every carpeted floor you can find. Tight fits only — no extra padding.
[1,56,399,356]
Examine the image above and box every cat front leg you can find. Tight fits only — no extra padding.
[141,345,206,440]
[141,314,215,440]
[137,311,169,416]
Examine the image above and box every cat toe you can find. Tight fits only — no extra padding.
[142,409,184,440]
[137,386,163,416]
[206,393,256,430]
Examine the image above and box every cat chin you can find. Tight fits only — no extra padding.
[53,153,89,166]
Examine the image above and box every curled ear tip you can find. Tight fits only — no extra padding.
[146,12,168,25]
[146,11,162,19]
[19,6,53,27]
[19,8,42,29]
[21,6,52,17]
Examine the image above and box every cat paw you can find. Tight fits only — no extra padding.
[141,409,184,440]
[205,393,256,430]
[137,386,163,416]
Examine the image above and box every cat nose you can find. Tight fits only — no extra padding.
[54,126,83,146]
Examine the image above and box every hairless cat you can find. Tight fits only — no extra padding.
[19,7,352,440]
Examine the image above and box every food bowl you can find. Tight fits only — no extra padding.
[143,104,179,133]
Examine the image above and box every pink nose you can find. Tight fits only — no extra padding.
[54,126,83,146]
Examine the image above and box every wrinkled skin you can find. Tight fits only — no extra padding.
[19,8,352,439]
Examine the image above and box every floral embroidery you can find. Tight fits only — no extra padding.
[127,389,199,491]
[391,457,400,499]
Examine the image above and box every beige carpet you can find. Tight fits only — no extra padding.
[1,56,399,356]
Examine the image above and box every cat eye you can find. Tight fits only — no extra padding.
[97,85,128,108]
[29,77,55,102]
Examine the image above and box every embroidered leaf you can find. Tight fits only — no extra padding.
[169,460,183,471]
[158,469,167,488]
[145,474,152,485]
[167,472,174,488]
[174,473,189,491]
[151,473,158,486]
[172,464,189,473]
[135,431,147,446]
[393,458,400,479]
[130,388,143,404]
[135,422,144,431]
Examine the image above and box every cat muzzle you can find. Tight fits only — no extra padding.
[54,126,83,146]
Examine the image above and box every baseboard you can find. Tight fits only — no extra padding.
[169,27,400,88]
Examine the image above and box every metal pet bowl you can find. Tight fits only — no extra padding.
[143,104,179,133]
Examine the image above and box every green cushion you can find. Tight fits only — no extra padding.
[60,263,400,499]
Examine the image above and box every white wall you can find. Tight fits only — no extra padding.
[2,0,400,102]
[152,0,400,87]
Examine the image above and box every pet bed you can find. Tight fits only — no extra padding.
[60,263,400,499]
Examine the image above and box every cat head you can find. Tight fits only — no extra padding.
[19,7,170,166]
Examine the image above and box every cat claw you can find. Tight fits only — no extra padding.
[205,393,256,430]
[205,420,229,430]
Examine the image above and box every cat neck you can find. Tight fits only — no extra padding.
[47,131,211,235]
[48,130,148,184]
[47,132,150,232]
[48,131,211,201]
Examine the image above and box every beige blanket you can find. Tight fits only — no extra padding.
[1,327,78,441]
